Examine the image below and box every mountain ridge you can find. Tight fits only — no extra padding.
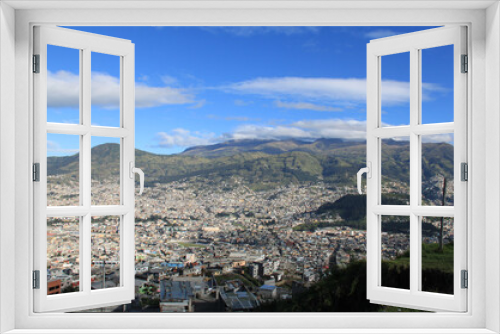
[180,138,364,157]
[47,138,454,192]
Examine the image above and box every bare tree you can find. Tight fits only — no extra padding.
[439,176,447,252]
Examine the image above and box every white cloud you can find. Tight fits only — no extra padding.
[201,26,320,37]
[46,71,80,108]
[421,82,450,95]
[135,82,195,108]
[229,125,312,141]
[421,133,454,144]
[47,70,197,109]
[47,140,79,154]
[155,118,370,149]
[364,29,400,39]
[227,119,367,141]
[380,80,410,104]
[234,99,253,106]
[189,99,207,109]
[155,119,450,148]
[291,119,367,140]
[207,115,261,122]
[225,77,367,102]
[274,100,342,112]
[225,77,443,106]
[161,75,178,85]
[225,116,260,122]
[225,77,408,105]
[90,72,121,109]
[156,128,217,148]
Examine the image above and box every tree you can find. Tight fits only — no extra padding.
[439,176,447,252]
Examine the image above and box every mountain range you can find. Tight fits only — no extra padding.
[48,138,454,191]
[181,138,360,157]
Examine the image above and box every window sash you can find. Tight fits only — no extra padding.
[33,25,136,313]
[366,26,468,312]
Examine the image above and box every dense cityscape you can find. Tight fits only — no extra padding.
[46,161,454,312]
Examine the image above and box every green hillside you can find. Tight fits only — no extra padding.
[47,138,454,191]
[293,194,440,236]
[255,243,453,312]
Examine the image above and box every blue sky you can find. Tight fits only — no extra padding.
[46,26,454,156]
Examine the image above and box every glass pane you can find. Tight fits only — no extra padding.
[91,52,121,127]
[421,45,454,124]
[381,215,410,290]
[47,133,80,206]
[47,45,80,124]
[421,134,454,206]
[381,137,410,205]
[381,52,410,127]
[421,216,454,294]
[47,217,80,294]
[91,137,120,206]
[91,216,121,290]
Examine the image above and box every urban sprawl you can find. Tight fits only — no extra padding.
[46,175,453,312]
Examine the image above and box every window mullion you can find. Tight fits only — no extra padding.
[409,47,420,294]
[46,206,89,217]
[46,123,89,135]
[82,47,91,208]
[413,123,455,135]
[81,47,92,294]
[415,48,423,294]
[89,205,129,215]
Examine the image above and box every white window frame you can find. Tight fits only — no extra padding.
[366,26,468,312]
[33,26,136,312]
[1,1,499,333]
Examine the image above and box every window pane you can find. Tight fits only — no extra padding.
[91,52,121,127]
[91,216,121,290]
[381,137,410,205]
[47,133,80,206]
[91,137,120,206]
[381,215,410,290]
[381,52,410,127]
[47,45,80,124]
[47,217,80,294]
[421,134,454,206]
[421,216,454,294]
[421,45,454,124]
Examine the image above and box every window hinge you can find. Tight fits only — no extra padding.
[461,270,468,289]
[461,54,468,73]
[33,163,40,182]
[33,270,40,289]
[461,162,468,181]
[33,54,40,73]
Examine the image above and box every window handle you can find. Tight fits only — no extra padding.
[129,162,144,195]
[357,162,371,195]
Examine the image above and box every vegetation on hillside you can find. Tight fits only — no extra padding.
[293,194,442,236]
[47,139,454,192]
[254,242,453,312]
